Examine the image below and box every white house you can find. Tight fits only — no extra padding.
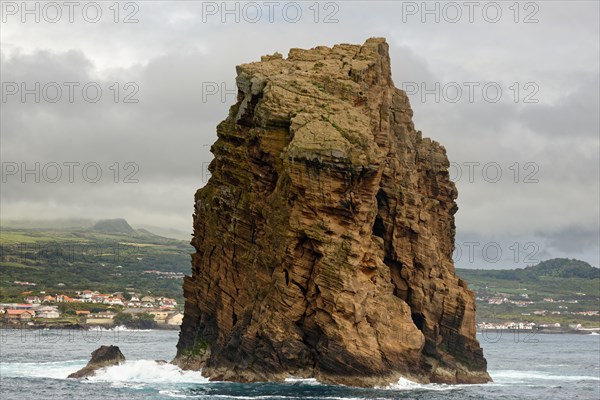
[166,312,183,326]
[36,306,61,319]
[81,290,95,299]
[104,298,124,306]
[25,296,41,304]
[38,309,61,319]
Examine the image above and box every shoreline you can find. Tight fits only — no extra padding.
[0,322,181,330]
[1,324,598,335]
[477,327,600,335]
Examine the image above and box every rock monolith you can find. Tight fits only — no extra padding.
[175,38,490,387]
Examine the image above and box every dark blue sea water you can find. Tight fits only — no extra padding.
[1,328,599,399]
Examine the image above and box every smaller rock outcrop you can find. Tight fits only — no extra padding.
[67,345,125,378]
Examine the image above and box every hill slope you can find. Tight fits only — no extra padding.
[91,218,137,235]
[457,259,599,328]
[0,223,192,303]
[524,258,598,279]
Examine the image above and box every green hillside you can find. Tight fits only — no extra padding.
[0,221,192,304]
[524,258,599,279]
[1,221,598,329]
[457,259,600,328]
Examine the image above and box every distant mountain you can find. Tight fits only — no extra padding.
[2,218,190,241]
[133,224,191,241]
[524,258,599,279]
[1,218,95,230]
[91,218,136,235]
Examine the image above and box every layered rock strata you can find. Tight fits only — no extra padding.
[175,38,490,386]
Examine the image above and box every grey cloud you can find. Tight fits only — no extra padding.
[538,226,600,255]
[1,1,598,268]
[520,73,599,137]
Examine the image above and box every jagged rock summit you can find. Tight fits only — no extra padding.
[175,38,490,386]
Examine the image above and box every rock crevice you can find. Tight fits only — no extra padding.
[175,38,490,386]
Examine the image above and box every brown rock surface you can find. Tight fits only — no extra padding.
[67,345,125,378]
[175,38,490,386]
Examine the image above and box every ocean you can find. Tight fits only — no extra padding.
[1,328,598,399]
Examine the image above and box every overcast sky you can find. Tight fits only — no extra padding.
[1,1,598,268]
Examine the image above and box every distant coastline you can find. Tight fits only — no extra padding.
[0,322,181,330]
[2,324,598,336]
[477,327,600,335]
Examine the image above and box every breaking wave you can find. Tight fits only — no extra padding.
[0,358,207,384]
[88,359,209,384]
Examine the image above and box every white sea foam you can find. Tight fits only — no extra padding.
[88,325,154,332]
[284,377,321,385]
[0,358,208,385]
[491,370,600,383]
[88,359,209,384]
[182,396,372,400]
[0,359,88,379]
[159,390,189,398]
[383,377,460,391]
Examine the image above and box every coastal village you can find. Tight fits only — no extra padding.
[1,285,183,327]
[3,261,598,333]
[473,290,600,332]
[3,281,599,332]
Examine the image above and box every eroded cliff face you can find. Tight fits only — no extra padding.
[175,38,490,386]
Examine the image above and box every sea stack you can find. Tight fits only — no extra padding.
[175,38,490,386]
